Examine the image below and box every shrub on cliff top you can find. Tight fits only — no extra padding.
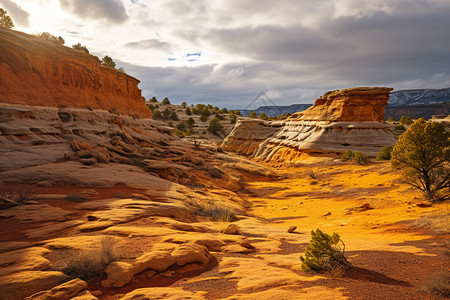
[102,55,116,68]
[36,32,65,45]
[162,97,171,104]
[300,229,350,274]
[72,43,89,54]
[0,8,14,29]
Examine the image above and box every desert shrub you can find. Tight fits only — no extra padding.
[391,118,449,202]
[72,43,89,54]
[300,229,350,274]
[188,199,235,222]
[421,271,450,299]
[200,115,208,122]
[394,124,406,131]
[376,145,393,160]
[341,150,354,161]
[230,115,237,124]
[162,97,171,104]
[0,8,14,29]
[353,151,368,164]
[177,121,187,131]
[0,187,35,207]
[174,129,185,138]
[150,97,158,103]
[215,113,224,120]
[220,108,228,114]
[181,101,187,107]
[147,104,155,110]
[186,107,192,115]
[208,118,223,135]
[308,170,317,180]
[36,32,65,44]
[400,115,413,125]
[187,117,195,128]
[260,112,269,120]
[168,121,173,127]
[249,111,257,118]
[202,107,211,117]
[387,117,394,122]
[153,110,162,119]
[102,55,116,68]
[413,212,449,235]
[58,236,118,280]
[170,111,179,121]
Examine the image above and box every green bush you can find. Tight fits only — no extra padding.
[186,108,192,115]
[150,97,158,103]
[200,115,208,122]
[300,229,350,273]
[260,112,269,120]
[102,55,116,68]
[249,111,257,118]
[72,43,89,54]
[341,150,353,161]
[170,111,179,121]
[174,129,185,138]
[162,97,171,104]
[353,151,368,164]
[152,110,162,119]
[376,146,393,160]
[395,124,406,131]
[187,117,195,127]
[207,118,223,135]
[0,8,14,29]
[400,115,413,125]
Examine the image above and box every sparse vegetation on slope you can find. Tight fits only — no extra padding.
[57,236,118,280]
[300,229,350,275]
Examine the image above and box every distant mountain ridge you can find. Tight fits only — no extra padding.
[389,88,450,106]
[239,88,450,117]
[239,104,312,117]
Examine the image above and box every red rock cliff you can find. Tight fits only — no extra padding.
[0,28,151,118]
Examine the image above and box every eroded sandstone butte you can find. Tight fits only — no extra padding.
[0,28,151,118]
[222,87,397,160]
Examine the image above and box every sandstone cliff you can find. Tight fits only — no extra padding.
[222,87,397,160]
[0,28,151,118]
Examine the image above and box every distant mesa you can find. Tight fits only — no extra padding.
[222,87,397,160]
[0,28,151,118]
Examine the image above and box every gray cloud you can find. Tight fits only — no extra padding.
[60,0,128,23]
[107,1,450,108]
[124,39,171,52]
[0,0,30,27]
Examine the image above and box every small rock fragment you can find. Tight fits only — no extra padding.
[288,226,297,233]
[223,223,239,234]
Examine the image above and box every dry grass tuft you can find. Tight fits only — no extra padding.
[57,236,118,280]
[421,271,450,299]
[188,198,236,222]
[412,213,450,235]
[0,187,35,208]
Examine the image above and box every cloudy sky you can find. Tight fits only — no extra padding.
[2,0,450,108]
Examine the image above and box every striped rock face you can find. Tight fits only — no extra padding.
[0,29,151,118]
[222,87,397,160]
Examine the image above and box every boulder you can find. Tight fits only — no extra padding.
[101,262,135,288]
[0,271,68,300]
[223,223,239,234]
[171,243,211,266]
[24,278,87,300]
[134,251,175,272]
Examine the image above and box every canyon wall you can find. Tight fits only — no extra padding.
[0,29,151,118]
[223,87,397,160]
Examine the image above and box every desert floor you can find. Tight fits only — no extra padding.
[1,159,448,299]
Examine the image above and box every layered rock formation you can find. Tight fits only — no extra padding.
[223,87,397,160]
[0,28,151,118]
